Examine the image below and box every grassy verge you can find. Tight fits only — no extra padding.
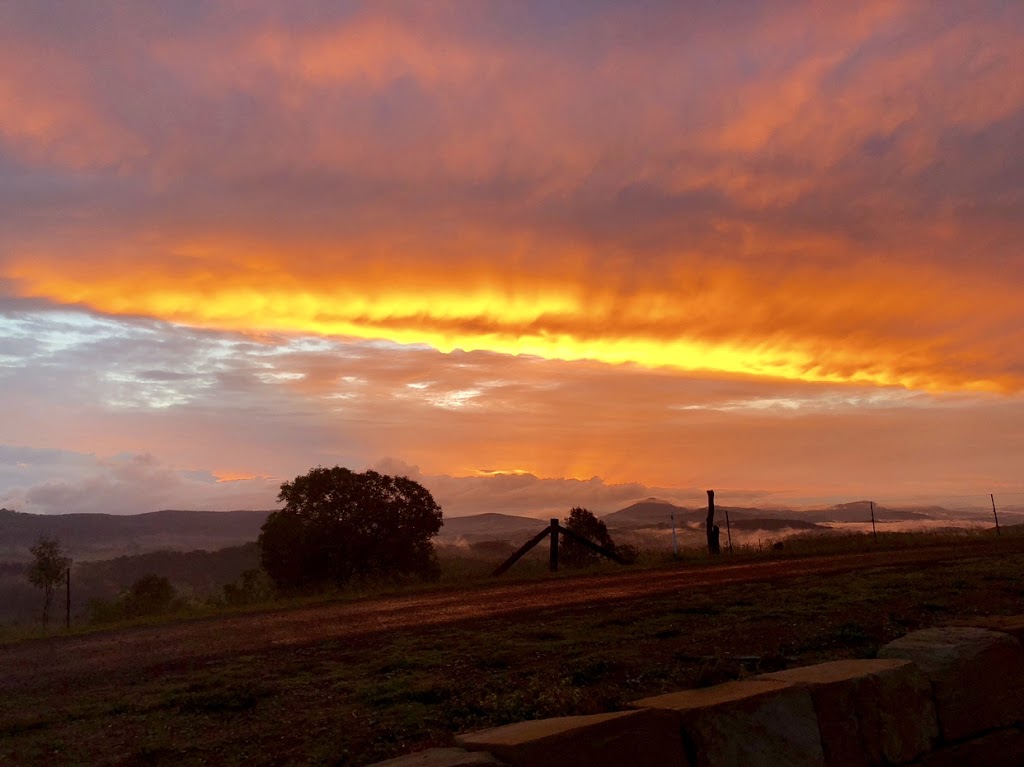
[2,538,1023,766]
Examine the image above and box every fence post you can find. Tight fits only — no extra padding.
[991,494,1001,535]
[549,518,559,572]
[706,490,721,555]
[870,501,877,542]
[725,507,733,554]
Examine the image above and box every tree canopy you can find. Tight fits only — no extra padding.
[258,466,444,589]
[560,507,637,567]
[560,507,616,568]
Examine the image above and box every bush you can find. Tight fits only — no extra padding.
[561,507,624,568]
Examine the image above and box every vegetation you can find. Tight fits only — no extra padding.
[26,536,71,627]
[220,568,275,607]
[88,574,182,623]
[258,466,444,589]
[560,507,638,567]
[76,543,260,600]
[2,541,1023,766]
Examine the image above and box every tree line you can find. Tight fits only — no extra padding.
[25,465,630,627]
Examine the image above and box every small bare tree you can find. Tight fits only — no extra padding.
[28,536,71,628]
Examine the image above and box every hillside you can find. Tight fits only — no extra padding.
[437,512,546,544]
[601,499,705,527]
[3,538,1023,766]
[0,508,271,561]
[1,498,1000,565]
[0,542,261,624]
[599,498,959,529]
[600,499,821,529]
[801,502,933,523]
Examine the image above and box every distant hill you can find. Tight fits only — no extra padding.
[600,500,831,533]
[600,498,946,528]
[437,513,546,544]
[0,508,271,561]
[0,508,548,562]
[806,501,933,523]
[601,499,704,527]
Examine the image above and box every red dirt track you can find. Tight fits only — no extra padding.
[4,539,1021,695]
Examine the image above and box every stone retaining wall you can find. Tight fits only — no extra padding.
[370,617,1024,766]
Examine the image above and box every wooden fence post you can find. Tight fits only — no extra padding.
[549,518,559,572]
[706,490,721,555]
[991,494,1001,535]
[870,501,877,542]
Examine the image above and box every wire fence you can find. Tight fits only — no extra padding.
[611,490,1024,555]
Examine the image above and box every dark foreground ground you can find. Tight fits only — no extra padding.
[3,538,1024,766]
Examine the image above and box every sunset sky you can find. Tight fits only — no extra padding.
[2,1,1023,517]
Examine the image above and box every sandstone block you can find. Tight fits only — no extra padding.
[952,615,1024,644]
[457,709,687,767]
[878,626,1024,741]
[759,658,938,766]
[915,726,1024,767]
[366,747,505,766]
[632,679,824,767]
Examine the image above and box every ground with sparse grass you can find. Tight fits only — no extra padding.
[2,533,1024,766]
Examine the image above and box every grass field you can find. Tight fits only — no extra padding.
[2,531,1023,766]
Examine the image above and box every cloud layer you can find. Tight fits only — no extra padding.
[3,304,1022,514]
[2,2,1023,390]
[1,3,1023,512]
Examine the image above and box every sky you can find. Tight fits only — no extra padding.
[1,1,1023,517]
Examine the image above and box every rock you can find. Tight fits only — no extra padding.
[878,626,1024,741]
[457,709,687,767]
[951,615,1024,644]
[631,679,825,767]
[915,726,1024,767]
[366,747,506,766]
[759,658,938,765]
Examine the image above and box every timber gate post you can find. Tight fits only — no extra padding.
[706,489,721,555]
[491,517,628,576]
[549,518,559,572]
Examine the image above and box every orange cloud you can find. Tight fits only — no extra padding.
[2,1,1023,399]
[7,229,1022,394]
[214,471,271,484]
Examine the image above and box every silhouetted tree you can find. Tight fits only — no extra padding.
[258,467,444,589]
[27,536,71,627]
[561,507,620,568]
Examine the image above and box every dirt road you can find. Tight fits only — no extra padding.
[3,539,1020,693]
